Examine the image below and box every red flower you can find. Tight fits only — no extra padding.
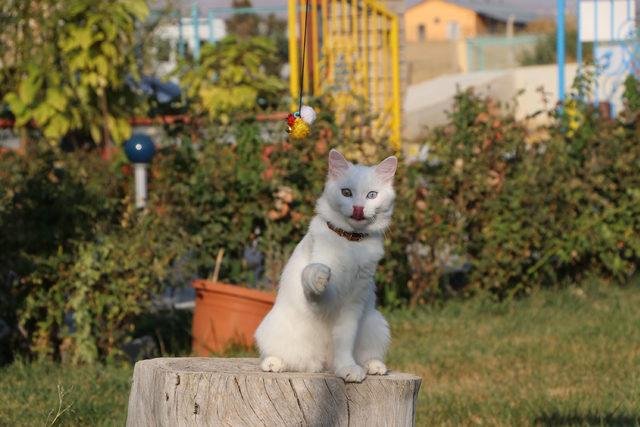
[262,145,275,162]
[262,167,275,180]
[315,139,328,155]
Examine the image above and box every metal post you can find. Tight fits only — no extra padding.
[557,0,566,102]
[192,5,200,60]
[178,13,185,57]
[610,0,615,40]
[134,164,148,209]
[577,0,582,68]
[594,0,599,106]
[507,14,515,67]
[208,10,215,43]
[610,0,615,117]
[391,16,402,151]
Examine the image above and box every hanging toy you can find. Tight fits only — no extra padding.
[287,105,316,139]
[286,0,316,140]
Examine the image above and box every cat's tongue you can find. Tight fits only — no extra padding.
[351,206,365,221]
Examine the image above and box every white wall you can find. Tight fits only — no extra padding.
[404,63,627,140]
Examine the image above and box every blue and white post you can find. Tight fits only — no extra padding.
[557,0,566,102]
[124,134,156,209]
[192,5,200,60]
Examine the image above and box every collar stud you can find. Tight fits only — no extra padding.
[327,222,368,242]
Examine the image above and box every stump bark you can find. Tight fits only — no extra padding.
[126,357,422,427]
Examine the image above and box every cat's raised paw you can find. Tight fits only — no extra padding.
[261,356,285,373]
[302,263,331,296]
[365,359,388,375]
[335,365,366,383]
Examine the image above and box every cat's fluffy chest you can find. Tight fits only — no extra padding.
[308,217,383,293]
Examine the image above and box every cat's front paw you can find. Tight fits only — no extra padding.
[335,364,366,383]
[302,263,331,297]
[364,359,388,375]
[261,356,285,373]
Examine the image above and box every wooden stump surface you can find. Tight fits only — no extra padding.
[126,357,422,427]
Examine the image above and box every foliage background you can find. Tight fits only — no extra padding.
[2,1,640,366]
[4,78,640,362]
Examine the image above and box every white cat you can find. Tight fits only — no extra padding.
[255,149,397,382]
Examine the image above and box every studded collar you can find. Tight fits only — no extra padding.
[326,222,368,242]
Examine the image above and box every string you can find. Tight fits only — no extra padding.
[298,0,310,113]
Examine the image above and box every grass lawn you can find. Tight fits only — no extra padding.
[1,283,639,426]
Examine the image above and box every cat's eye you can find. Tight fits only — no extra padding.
[367,191,378,199]
[341,188,352,197]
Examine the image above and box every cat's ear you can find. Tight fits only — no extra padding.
[328,149,351,179]
[375,156,398,183]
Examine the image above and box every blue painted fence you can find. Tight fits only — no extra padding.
[557,0,637,114]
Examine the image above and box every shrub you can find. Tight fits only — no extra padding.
[174,36,286,123]
[388,91,529,305]
[0,143,187,362]
[397,83,640,304]
[4,76,640,362]
[150,116,389,288]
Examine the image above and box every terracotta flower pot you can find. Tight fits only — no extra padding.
[191,280,275,356]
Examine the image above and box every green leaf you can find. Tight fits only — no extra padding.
[4,92,27,117]
[46,88,67,111]
[75,27,95,50]
[44,115,70,140]
[90,124,102,143]
[94,56,109,77]
[125,0,150,20]
[32,103,56,124]
[18,74,42,105]
[100,42,118,59]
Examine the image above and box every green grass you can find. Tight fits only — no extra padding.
[1,284,639,426]
[0,360,132,426]
[388,284,640,426]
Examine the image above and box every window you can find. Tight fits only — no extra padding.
[417,24,426,41]
[446,21,460,40]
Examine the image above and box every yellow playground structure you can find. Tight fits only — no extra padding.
[287,0,402,150]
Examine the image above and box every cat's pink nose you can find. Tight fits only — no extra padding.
[351,205,365,220]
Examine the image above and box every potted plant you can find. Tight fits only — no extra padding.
[191,249,275,355]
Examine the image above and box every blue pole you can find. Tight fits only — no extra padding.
[192,5,200,60]
[610,0,615,117]
[208,10,215,43]
[610,0,615,40]
[178,13,185,57]
[557,0,566,102]
[594,0,599,106]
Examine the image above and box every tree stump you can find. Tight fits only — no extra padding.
[126,357,422,426]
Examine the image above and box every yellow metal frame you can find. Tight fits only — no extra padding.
[288,0,401,150]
